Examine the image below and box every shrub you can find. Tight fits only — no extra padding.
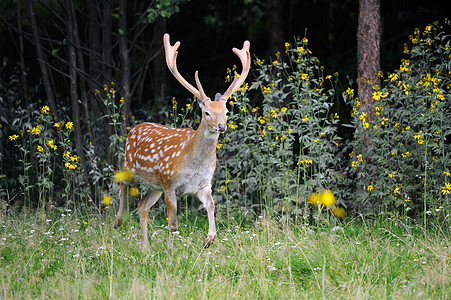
[214,37,348,221]
[347,20,451,221]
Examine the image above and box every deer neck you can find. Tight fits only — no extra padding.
[188,119,219,163]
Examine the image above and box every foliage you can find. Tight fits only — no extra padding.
[347,20,451,220]
[142,0,188,23]
[0,83,125,211]
[214,37,346,221]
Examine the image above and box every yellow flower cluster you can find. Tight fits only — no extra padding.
[9,134,19,141]
[359,111,369,129]
[399,59,411,73]
[114,169,135,182]
[65,162,77,169]
[297,159,312,165]
[47,139,57,150]
[351,153,363,167]
[27,125,42,135]
[227,121,238,129]
[372,90,389,101]
[236,82,249,92]
[307,190,336,207]
[413,131,425,145]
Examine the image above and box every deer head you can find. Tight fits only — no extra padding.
[163,33,250,135]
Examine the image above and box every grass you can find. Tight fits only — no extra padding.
[0,208,449,299]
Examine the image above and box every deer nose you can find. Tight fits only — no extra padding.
[218,124,227,132]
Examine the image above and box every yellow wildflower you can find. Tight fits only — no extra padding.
[130,187,139,197]
[320,190,336,206]
[102,195,112,206]
[330,206,346,218]
[442,183,451,195]
[65,162,77,169]
[114,169,134,182]
[70,155,80,162]
[307,193,321,205]
[47,139,57,150]
[41,106,50,114]
[28,125,41,135]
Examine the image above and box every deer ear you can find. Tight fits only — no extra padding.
[214,93,224,102]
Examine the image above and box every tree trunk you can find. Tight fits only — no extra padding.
[17,0,29,106]
[357,0,381,123]
[357,0,381,193]
[65,0,90,192]
[119,0,131,145]
[149,17,167,101]
[27,0,59,121]
[266,0,285,57]
[102,0,115,165]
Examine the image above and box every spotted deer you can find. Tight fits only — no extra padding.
[114,33,250,255]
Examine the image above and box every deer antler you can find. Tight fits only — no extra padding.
[219,40,251,101]
[163,34,208,101]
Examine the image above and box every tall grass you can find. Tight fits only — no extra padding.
[0,209,449,299]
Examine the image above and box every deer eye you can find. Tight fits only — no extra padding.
[205,111,211,117]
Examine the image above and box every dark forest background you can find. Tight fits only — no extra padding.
[1,0,448,107]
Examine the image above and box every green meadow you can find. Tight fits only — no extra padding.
[0,210,449,299]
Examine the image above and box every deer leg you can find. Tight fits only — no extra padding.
[137,189,162,250]
[165,190,178,257]
[199,186,217,249]
[114,181,127,228]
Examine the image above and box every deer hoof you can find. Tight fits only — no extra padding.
[113,219,122,228]
[202,233,216,249]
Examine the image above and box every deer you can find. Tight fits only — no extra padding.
[114,33,250,256]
